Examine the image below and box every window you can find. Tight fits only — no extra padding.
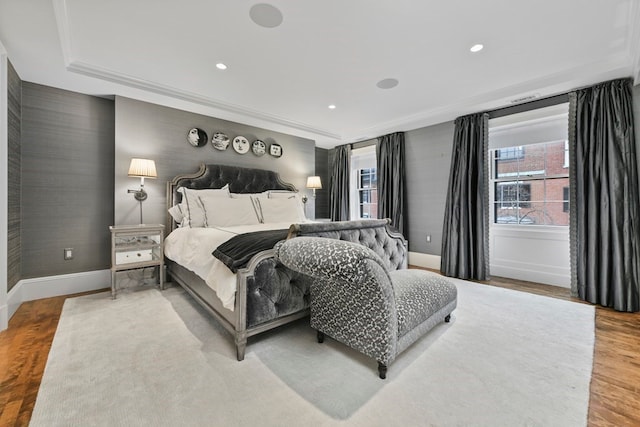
[350,145,378,220]
[492,140,569,226]
[357,168,377,219]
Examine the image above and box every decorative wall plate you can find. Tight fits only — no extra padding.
[232,136,250,154]
[212,132,230,151]
[252,140,266,156]
[269,143,283,158]
[187,128,208,147]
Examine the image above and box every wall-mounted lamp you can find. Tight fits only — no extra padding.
[128,158,157,223]
[306,176,322,198]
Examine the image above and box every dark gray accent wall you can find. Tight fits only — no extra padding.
[314,147,329,219]
[21,83,114,278]
[7,60,21,291]
[114,96,316,226]
[405,121,455,255]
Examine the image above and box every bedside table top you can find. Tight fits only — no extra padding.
[110,224,165,232]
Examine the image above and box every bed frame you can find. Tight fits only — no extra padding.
[166,164,409,361]
[166,164,315,361]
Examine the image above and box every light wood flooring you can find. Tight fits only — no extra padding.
[1,278,639,426]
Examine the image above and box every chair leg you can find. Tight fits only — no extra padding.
[444,314,451,323]
[378,362,387,380]
[317,330,325,343]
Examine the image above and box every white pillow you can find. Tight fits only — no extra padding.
[258,197,306,224]
[200,196,261,227]
[178,185,230,227]
[168,204,186,227]
[230,191,269,199]
[267,191,307,222]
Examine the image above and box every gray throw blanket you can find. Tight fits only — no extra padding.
[213,229,289,273]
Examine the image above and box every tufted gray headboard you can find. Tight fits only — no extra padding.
[166,164,297,232]
[289,219,408,271]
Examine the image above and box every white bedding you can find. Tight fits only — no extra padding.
[164,222,298,311]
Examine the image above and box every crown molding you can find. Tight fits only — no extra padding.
[52,0,340,142]
[66,60,342,140]
[627,0,640,85]
[51,0,639,148]
[344,54,632,142]
[52,0,74,65]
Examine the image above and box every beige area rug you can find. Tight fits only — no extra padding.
[30,279,595,426]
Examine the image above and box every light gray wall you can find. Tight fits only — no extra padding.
[7,60,20,290]
[114,96,316,226]
[405,121,455,256]
[21,83,115,278]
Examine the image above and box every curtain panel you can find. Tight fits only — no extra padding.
[377,132,406,235]
[330,144,351,221]
[570,78,640,312]
[441,113,490,280]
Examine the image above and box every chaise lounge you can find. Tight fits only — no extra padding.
[275,235,458,379]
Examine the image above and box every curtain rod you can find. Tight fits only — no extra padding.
[487,93,569,119]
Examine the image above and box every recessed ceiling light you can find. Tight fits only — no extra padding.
[470,44,484,53]
[328,105,336,110]
[249,4,283,28]
[216,63,228,70]
[376,78,399,89]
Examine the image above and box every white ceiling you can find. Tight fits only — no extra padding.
[1,0,639,148]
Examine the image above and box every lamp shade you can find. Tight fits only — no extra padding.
[128,158,157,178]
[306,176,322,189]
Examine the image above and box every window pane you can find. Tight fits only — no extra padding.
[518,143,545,174]
[545,202,569,226]
[563,187,570,212]
[360,173,371,188]
[495,152,521,178]
[517,201,545,225]
[546,141,568,174]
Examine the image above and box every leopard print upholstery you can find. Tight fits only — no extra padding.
[275,236,458,368]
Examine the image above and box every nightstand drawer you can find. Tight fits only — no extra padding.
[115,249,153,264]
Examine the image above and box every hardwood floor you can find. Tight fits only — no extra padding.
[1,279,639,426]
[0,290,104,427]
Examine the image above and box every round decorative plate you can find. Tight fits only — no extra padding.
[252,139,266,156]
[232,136,250,154]
[269,143,283,158]
[187,128,208,147]
[211,132,230,151]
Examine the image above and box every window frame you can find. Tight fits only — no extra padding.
[349,145,378,220]
[490,139,570,227]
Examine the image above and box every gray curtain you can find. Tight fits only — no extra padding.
[570,78,640,312]
[330,144,351,221]
[441,113,489,280]
[377,132,406,235]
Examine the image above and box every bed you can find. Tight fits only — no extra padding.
[164,164,408,361]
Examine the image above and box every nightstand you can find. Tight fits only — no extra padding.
[110,224,164,299]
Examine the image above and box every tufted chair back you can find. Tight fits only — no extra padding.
[290,219,407,271]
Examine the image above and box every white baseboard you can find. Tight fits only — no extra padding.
[0,303,7,331]
[6,270,110,320]
[408,252,441,270]
[490,264,570,288]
